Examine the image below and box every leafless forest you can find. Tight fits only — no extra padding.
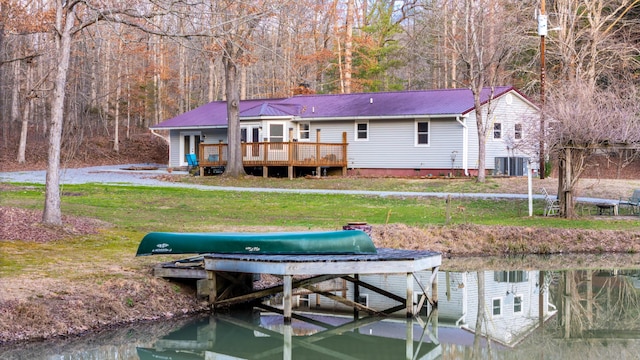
[1,1,637,146]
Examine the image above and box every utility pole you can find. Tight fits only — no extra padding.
[538,1,547,179]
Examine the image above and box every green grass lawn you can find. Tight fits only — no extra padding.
[2,183,638,231]
[1,181,639,278]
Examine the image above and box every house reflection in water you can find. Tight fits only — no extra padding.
[293,270,557,350]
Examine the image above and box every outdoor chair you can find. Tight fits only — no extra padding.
[540,187,560,216]
[619,189,640,215]
[185,153,200,175]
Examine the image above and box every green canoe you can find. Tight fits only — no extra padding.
[135,230,377,256]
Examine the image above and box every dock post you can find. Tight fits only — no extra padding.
[284,323,292,360]
[353,274,360,319]
[406,272,414,317]
[406,318,414,359]
[208,271,217,308]
[283,275,292,324]
[431,266,439,308]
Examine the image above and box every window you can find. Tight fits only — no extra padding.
[299,293,310,308]
[269,123,284,150]
[494,271,528,283]
[416,121,430,146]
[355,122,369,141]
[270,124,284,142]
[493,123,502,139]
[356,294,369,307]
[514,295,523,313]
[492,298,502,316]
[514,123,523,140]
[299,123,310,140]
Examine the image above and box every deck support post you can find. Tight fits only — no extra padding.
[283,275,293,324]
[406,272,414,317]
[288,166,293,180]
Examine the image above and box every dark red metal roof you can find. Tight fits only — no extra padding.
[151,87,516,129]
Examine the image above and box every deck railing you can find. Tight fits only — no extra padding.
[198,141,348,169]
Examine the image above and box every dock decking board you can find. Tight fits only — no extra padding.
[203,248,441,275]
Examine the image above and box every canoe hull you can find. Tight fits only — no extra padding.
[136,230,377,256]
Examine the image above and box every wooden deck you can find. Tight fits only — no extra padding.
[196,132,348,179]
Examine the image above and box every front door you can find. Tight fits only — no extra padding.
[241,125,262,158]
[180,132,201,166]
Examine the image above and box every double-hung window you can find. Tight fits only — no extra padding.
[299,123,310,140]
[416,121,430,146]
[514,295,523,313]
[492,298,502,316]
[493,123,502,139]
[355,122,369,141]
[514,123,523,140]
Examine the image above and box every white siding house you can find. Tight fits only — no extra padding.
[151,87,540,177]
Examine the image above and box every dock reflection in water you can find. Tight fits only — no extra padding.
[137,310,441,360]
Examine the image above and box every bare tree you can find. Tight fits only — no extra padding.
[545,80,640,217]
[548,0,640,88]
[442,0,530,182]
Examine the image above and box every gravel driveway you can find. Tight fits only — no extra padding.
[0,164,612,203]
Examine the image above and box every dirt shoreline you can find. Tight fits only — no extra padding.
[2,214,640,345]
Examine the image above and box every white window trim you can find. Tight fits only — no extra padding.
[354,121,369,141]
[179,131,202,166]
[298,122,311,141]
[493,122,502,140]
[513,295,523,314]
[415,120,431,147]
[356,293,369,307]
[267,122,287,141]
[514,123,523,140]
[492,297,502,317]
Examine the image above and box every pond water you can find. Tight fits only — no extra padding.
[3,260,640,359]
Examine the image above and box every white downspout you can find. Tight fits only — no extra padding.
[150,129,170,144]
[456,272,468,326]
[150,129,171,167]
[456,115,470,176]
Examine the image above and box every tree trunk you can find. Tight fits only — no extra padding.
[17,87,34,164]
[113,56,121,153]
[43,4,75,226]
[208,56,217,102]
[11,61,20,136]
[559,147,575,218]
[473,94,487,182]
[344,0,354,94]
[472,271,486,356]
[223,50,246,178]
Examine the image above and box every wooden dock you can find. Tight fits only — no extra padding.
[154,248,441,323]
